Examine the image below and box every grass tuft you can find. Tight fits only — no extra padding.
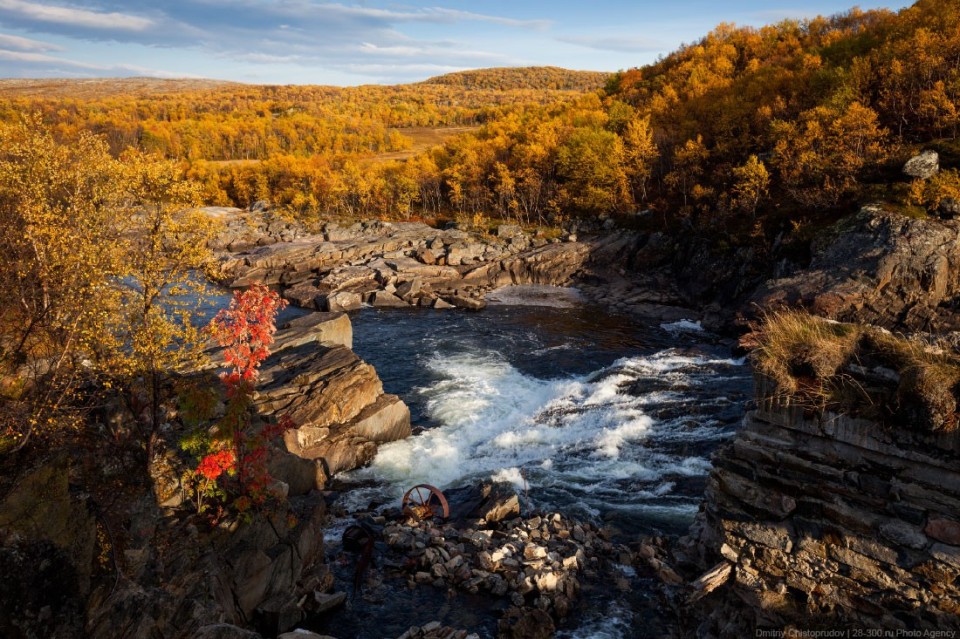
[746,310,960,432]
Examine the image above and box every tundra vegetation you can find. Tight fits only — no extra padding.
[0,0,959,635]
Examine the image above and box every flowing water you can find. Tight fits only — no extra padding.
[341,287,749,535]
[313,286,752,638]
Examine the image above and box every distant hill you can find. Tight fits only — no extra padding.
[0,77,239,99]
[423,66,610,91]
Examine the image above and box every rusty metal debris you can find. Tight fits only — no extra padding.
[401,484,449,521]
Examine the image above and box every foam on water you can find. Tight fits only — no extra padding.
[660,318,705,334]
[343,346,747,527]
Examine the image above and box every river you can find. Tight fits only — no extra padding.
[310,285,751,638]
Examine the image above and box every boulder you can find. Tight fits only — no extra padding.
[939,197,960,220]
[268,451,326,494]
[325,291,362,312]
[277,312,352,350]
[371,291,409,308]
[903,150,940,179]
[442,294,486,310]
[446,482,521,523]
[194,624,263,639]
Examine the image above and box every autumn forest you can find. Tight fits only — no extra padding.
[0,0,954,235]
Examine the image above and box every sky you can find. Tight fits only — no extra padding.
[0,0,912,86]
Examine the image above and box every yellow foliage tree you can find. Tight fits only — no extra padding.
[622,115,659,204]
[0,116,127,451]
[731,155,770,216]
[108,150,216,456]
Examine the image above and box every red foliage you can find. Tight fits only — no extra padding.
[210,284,287,389]
[197,449,235,480]
[194,284,293,514]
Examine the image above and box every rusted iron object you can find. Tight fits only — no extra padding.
[401,484,449,520]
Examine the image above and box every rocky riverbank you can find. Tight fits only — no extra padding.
[674,376,960,636]
[211,212,693,324]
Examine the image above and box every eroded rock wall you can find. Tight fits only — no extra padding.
[255,311,411,482]
[751,206,960,333]
[691,376,960,634]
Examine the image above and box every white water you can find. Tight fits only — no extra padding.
[342,345,746,527]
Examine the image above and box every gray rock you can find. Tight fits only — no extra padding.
[194,624,263,639]
[326,291,362,312]
[312,591,346,613]
[903,150,939,179]
[939,197,960,220]
[445,482,521,523]
[371,291,408,308]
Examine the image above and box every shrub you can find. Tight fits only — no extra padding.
[746,310,960,431]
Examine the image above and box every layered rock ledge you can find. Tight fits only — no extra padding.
[256,311,411,486]
[684,376,960,635]
[217,220,592,312]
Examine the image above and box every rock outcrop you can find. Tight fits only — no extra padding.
[217,221,591,312]
[86,493,333,639]
[256,312,411,482]
[751,205,960,332]
[684,375,960,635]
[203,207,309,252]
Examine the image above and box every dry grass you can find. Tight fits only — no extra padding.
[367,126,479,164]
[748,311,863,396]
[747,310,960,432]
[0,77,238,99]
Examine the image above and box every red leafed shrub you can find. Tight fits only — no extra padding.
[189,285,293,518]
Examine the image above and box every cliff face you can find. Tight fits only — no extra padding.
[690,376,960,634]
[750,206,960,333]
[255,312,411,481]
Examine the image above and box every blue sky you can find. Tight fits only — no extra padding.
[0,0,911,85]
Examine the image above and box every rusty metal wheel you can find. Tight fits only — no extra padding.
[401,484,449,521]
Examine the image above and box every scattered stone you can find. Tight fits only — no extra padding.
[903,150,939,179]
[311,591,346,614]
[688,562,733,602]
[925,518,960,546]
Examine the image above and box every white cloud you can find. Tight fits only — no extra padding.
[0,0,551,82]
[0,31,61,50]
[0,47,102,67]
[0,48,202,77]
[424,7,550,30]
[0,0,154,31]
[558,34,665,53]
